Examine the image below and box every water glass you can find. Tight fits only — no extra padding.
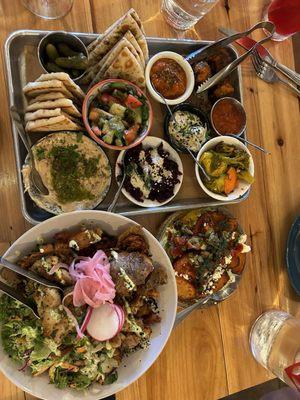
[263,0,300,41]
[161,0,219,31]
[22,0,74,19]
[250,310,300,390]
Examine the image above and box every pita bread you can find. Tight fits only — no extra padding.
[103,47,145,88]
[88,13,148,65]
[26,98,81,118]
[28,92,66,104]
[23,80,77,102]
[25,108,62,122]
[88,37,143,86]
[124,30,145,67]
[129,9,146,35]
[25,108,83,126]
[25,115,82,132]
[36,73,85,101]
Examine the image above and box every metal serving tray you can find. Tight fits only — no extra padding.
[4,30,248,225]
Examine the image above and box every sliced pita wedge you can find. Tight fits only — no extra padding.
[25,115,82,132]
[88,37,143,86]
[25,108,62,122]
[23,80,77,102]
[36,73,84,101]
[103,47,145,88]
[124,30,145,67]
[129,8,146,35]
[88,13,148,66]
[28,92,66,105]
[26,98,81,118]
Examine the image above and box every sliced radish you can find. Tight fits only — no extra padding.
[87,303,120,341]
[80,306,93,335]
[113,304,125,331]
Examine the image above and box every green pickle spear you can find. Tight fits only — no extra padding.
[55,54,87,70]
[57,42,80,57]
[46,43,59,62]
[46,62,67,73]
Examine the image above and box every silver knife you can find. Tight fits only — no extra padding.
[219,27,300,86]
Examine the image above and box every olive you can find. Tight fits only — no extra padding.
[57,43,80,57]
[45,43,59,62]
[55,54,87,70]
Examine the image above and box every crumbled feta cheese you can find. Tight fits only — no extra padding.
[224,255,232,265]
[69,240,79,251]
[238,234,247,244]
[241,243,251,253]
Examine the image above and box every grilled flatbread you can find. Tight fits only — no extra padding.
[124,30,145,67]
[36,73,85,101]
[25,108,62,122]
[23,80,77,102]
[88,13,148,66]
[26,98,81,118]
[103,47,145,88]
[25,108,83,126]
[88,36,143,86]
[28,92,66,104]
[25,115,82,132]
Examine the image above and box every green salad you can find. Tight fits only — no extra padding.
[0,295,118,389]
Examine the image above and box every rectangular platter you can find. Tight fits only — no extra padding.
[4,29,248,225]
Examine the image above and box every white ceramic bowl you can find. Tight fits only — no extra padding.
[115,136,184,208]
[145,51,195,105]
[195,136,254,201]
[0,211,177,400]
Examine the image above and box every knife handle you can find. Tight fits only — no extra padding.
[272,61,300,86]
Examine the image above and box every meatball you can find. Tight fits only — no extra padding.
[194,61,212,84]
[213,80,234,99]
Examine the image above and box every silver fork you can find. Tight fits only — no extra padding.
[252,49,300,97]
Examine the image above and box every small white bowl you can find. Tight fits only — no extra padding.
[115,136,183,208]
[195,136,254,201]
[145,51,195,105]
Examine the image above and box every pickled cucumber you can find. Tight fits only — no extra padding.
[46,43,59,61]
[55,54,88,70]
[57,43,79,57]
[46,62,67,73]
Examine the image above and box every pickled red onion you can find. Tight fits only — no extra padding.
[69,250,115,308]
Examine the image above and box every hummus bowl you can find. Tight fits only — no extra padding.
[22,132,111,215]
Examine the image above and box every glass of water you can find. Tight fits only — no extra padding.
[22,0,74,19]
[161,0,220,30]
[250,310,300,390]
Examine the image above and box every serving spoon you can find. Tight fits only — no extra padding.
[153,88,211,181]
[10,106,49,196]
[107,150,127,213]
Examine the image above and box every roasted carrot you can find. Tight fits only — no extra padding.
[224,167,237,194]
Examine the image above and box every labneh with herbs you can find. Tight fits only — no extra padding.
[168,109,208,152]
[161,209,250,303]
[22,132,111,214]
[118,140,183,204]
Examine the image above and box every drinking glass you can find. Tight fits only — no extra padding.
[161,0,219,31]
[250,310,300,391]
[22,0,74,19]
[263,0,300,41]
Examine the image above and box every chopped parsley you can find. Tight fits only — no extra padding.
[48,145,99,203]
[35,147,46,160]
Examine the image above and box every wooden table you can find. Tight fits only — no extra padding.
[0,0,299,399]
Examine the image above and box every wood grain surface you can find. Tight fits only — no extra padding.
[0,0,299,399]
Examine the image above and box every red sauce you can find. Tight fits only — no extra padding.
[212,98,245,135]
[150,58,187,99]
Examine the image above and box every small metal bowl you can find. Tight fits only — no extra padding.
[163,103,210,153]
[38,31,88,82]
[210,97,246,137]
